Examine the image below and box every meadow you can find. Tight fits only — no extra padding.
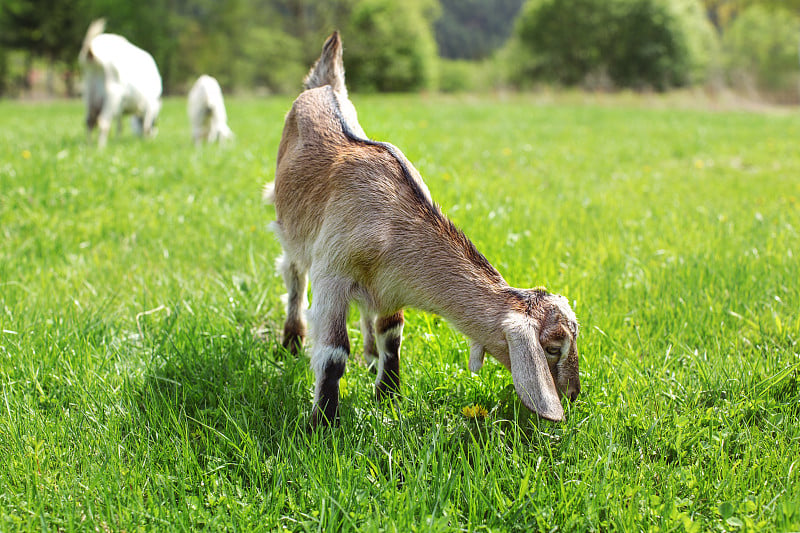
[0,93,798,531]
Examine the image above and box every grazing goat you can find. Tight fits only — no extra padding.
[79,19,162,148]
[187,75,234,145]
[265,32,580,427]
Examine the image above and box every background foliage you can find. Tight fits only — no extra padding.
[507,0,718,90]
[342,0,440,92]
[1,0,799,98]
[722,4,800,100]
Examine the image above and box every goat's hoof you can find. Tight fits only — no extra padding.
[281,333,304,355]
[310,407,340,429]
[361,353,378,374]
[375,387,400,405]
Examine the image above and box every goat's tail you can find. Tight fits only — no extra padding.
[262,181,275,205]
[79,18,106,64]
[303,31,346,94]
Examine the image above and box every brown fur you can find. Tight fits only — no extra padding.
[268,32,580,422]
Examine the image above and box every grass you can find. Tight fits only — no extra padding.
[1,93,799,531]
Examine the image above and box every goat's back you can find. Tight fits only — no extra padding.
[274,87,433,273]
[87,34,162,99]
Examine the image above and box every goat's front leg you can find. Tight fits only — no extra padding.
[309,283,350,427]
[375,310,404,402]
[97,94,121,148]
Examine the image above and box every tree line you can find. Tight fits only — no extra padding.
[0,0,517,96]
[1,0,798,100]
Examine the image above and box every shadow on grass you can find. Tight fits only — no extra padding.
[124,317,317,476]
[122,309,572,496]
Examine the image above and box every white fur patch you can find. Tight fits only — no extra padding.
[469,342,485,373]
[379,325,403,352]
[268,220,283,239]
[311,345,348,404]
[262,182,275,204]
[310,345,348,378]
[372,324,403,386]
[373,358,385,387]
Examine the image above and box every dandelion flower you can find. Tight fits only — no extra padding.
[22,150,31,160]
[462,404,488,419]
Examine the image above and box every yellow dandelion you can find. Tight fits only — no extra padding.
[22,149,31,160]
[502,147,512,157]
[462,404,488,419]
[693,159,704,169]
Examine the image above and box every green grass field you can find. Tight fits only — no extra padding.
[1,93,799,531]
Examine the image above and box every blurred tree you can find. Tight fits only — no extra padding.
[272,0,358,63]
[702,0,741,31]
[168,0,356,93]
[89,0,176,91]
[702,0,800,31]
[169,0,247,91]
[344,0,440,91]
[509,0,718,90]
[234,26,305,93]
[723,3,800,97]
[0,48,7,95]
[434,0,523,60]
[0,0,92,94]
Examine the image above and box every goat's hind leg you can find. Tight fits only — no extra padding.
[308,279,351,427]
[359,306,378,371]
[85,104,100,141]
[375,310,404,403]
[278,254,308,354]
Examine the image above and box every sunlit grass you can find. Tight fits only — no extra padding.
[1,94,798,531]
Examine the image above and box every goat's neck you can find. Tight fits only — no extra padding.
[398,230,514,357]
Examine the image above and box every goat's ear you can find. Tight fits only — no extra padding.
[469,341,485,373]
[504,320,564,422]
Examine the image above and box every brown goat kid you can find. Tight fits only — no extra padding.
[265,32,580,427]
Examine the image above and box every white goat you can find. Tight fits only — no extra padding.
[79,19,162,148]
[187,75,234,145]
[265,32,581,427]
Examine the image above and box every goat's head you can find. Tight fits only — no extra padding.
[535,292,580,400]
[472,288,580,422]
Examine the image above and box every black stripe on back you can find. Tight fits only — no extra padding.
[327,86,432,209]
[326,86,504,283]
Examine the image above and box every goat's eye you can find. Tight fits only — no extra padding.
[545,346,561,357]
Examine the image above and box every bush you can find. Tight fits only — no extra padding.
[343,0,440,92]
[509,0,717,90]
[437,58,504,92]
[0,48,7,96]
[438,59,475,92]
[723,5,800,98]
[236,27,306,95]
[671,0,720,84]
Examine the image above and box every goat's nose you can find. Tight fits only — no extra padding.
[567,389,579,402]
[567,381,580,402]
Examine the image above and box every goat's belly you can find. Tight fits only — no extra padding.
[119,92,144,115]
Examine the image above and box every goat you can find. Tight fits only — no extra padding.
[265,32,580,427]
[79,19,162,148]
[187,74,234,145]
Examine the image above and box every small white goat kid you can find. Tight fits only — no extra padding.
[265,32,581,427]
[187,75,234,145]
[79,19,162,148]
